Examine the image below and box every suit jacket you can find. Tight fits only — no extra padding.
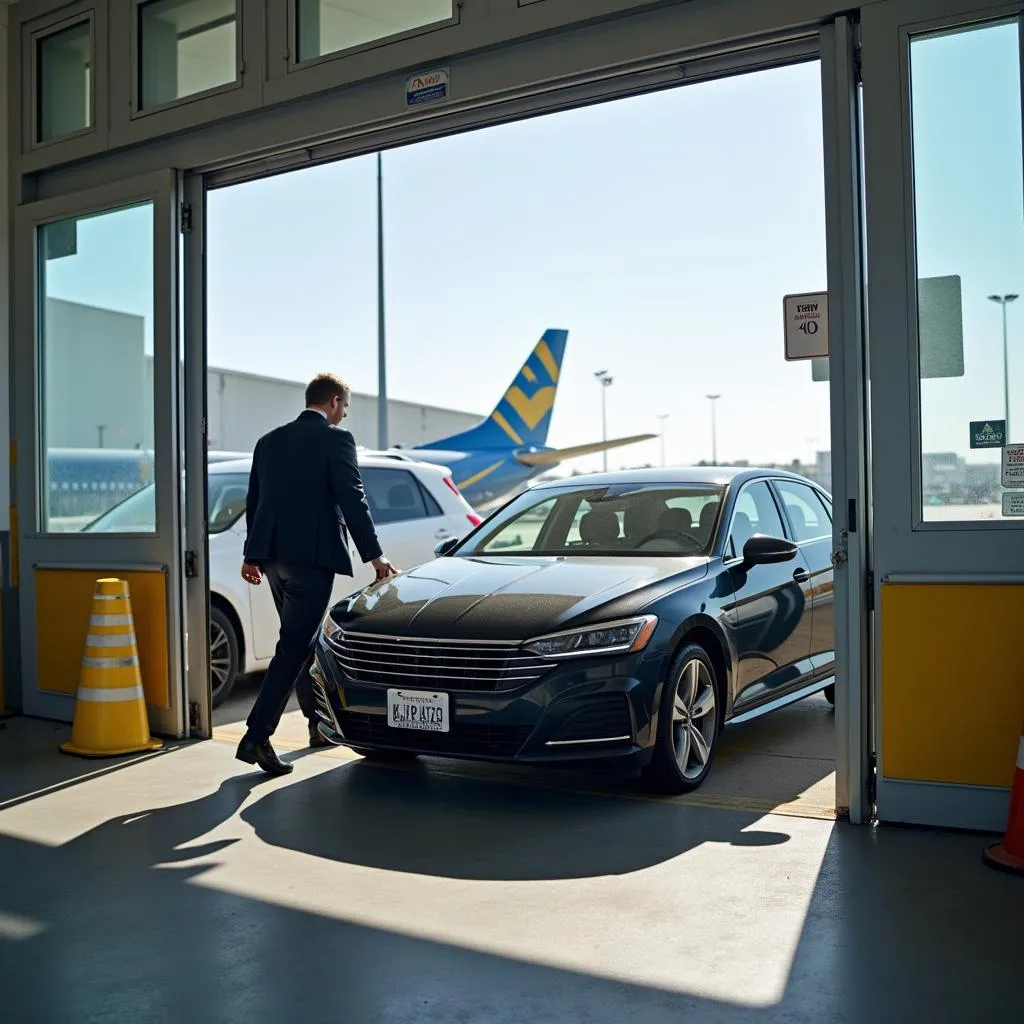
[243,410,383,576]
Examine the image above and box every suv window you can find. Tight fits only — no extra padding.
[773,479,831,542]
[727,481,786,558]
[362,468,436,523]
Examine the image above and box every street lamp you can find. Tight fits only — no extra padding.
[705,394,721,465]
[656,414,669,467]
[988,294,1018,442]
[595,370,613,471]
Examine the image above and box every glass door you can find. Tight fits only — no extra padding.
[13,171,187,737]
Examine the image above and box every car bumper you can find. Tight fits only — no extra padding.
[310,635,660,771]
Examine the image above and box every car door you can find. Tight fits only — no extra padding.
[362,467,452,573]
[771,478,835,675]
[723,479,815,708]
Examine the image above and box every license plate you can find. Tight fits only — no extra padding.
[386,689,450,732]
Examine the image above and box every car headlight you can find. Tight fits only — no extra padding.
[524,615,658,659]
[321,613,343,643]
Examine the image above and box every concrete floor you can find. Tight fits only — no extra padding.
[1,702,1020,1024]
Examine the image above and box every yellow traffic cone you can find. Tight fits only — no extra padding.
[60,578,163,757]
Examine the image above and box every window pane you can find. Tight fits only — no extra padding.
[39,204,156,533]
[140,0,237,110]
[730,482,785,553]
[37,21,92,142]
[296,0,453,64]
[363,468,429,523]
[910,20,1024,522]
[773,480,830,542]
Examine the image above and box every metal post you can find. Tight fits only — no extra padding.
[595,370,613,471]
[706,394,720,464]
[377,152,388,450]
[988,294,1018,442]
[656,414,668,466]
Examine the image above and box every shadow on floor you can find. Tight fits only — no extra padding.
[240,757,790,881]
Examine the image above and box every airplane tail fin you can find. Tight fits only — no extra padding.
[418,329,569,451]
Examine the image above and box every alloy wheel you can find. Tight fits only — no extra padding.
[672,657,718,780]
[210,618,232,698]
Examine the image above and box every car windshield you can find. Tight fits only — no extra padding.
[83,473,250,534]
[460,483,725,557]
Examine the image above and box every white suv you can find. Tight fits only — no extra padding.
[84,453,482,705]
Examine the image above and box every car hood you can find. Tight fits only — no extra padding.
[335,555,709,640]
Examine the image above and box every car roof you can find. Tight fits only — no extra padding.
[207,453,446,475]
[527,465,827,492]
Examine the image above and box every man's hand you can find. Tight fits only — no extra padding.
[241,561,263,586]
[372,556,399,581]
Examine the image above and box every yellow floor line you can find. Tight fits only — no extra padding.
[210,728,835,820]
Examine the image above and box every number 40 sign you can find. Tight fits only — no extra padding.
[783,291,830,361]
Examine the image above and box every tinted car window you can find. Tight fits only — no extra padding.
[773,480,831,542]
[362,468,433,523]
[727,481,786,557]
[465,484,725,557]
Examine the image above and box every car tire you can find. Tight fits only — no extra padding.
[823,683,836,706]
[350,747,420,763]
[210,606,240,709]
[643,642,721,795]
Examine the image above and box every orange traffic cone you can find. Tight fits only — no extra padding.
[60,578,163,758]
[983,717,1024,876]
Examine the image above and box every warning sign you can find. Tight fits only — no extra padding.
[783,292,829,361]
[1002,491,1024,517]
[1002,443,1024,488]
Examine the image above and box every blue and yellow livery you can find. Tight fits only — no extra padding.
[401,329,656,510]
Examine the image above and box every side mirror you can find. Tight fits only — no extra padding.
[433,536,460,557]
[741,533,797,566]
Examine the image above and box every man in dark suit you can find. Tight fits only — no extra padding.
[236,372,397,776]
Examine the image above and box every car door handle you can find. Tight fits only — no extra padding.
[792,568,809,583]
[435,529,452,539]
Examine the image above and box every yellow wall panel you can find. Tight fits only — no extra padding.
[881,583,1024,787]
[35,568,170,709]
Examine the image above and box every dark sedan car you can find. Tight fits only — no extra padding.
[310,467,835,793]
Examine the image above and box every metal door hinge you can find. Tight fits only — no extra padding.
[180,203,193,233]
[831,528,849,569]
[853,44,863,84]
[189,701,201,737]
[868,751,878,805]
[185,550,198,578]
[866,570,875,612]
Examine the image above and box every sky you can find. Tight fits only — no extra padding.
[40,22,1024,476]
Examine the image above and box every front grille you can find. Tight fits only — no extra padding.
[310,676,334,727]
[327,630,551,693]
[547,694,634,745]
[337,710,533,758]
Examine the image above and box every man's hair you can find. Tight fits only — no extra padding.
[305,373,350,408]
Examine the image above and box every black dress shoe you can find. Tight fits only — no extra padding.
[308,722,330,748]
[235,734,293,776]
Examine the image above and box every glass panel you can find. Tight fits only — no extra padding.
[140,0,237,110]
[296,0,453,64]
[910,20,1024,522]
[38,203,156,533]
[729,482,786,555]
[362,467,430,523]
[37,21,92,142]
[773,479,830,542]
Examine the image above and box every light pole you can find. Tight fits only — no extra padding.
[377,151,388,450]
[656,414,669,467]
[595,370,613,471]
[706,394,721,465]
[988,294,1018,442]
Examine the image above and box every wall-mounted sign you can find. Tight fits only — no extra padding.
[970,419,1006,449]
[1002,491,1024,517]
[1002,443,1024,487]
[406,67,450,106]
[783,292,829,361]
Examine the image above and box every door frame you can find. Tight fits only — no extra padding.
[12,169,188,736]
